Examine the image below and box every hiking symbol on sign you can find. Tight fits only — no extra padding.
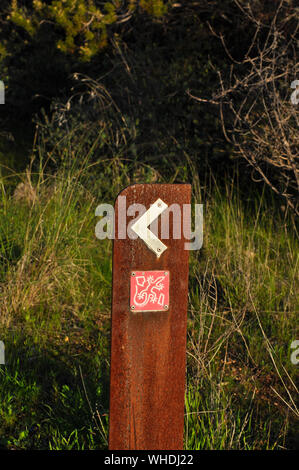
[130,270,170,312]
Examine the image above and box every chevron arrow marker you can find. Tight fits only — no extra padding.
[131,198,168,258]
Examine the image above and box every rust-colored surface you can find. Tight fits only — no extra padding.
[109,184,191,450]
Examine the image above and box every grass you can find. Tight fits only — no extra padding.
[0,147,298,449]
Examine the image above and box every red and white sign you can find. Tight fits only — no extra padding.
[130,271,169,312]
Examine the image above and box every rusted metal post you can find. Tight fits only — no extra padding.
[109,184,191,450]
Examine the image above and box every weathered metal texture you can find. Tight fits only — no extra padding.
[109,184,191,450]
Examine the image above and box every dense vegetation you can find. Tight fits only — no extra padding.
[0,0,298,449]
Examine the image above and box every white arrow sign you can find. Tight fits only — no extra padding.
[131,198,168,258]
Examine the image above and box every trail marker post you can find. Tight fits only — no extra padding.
[109,184,191,450]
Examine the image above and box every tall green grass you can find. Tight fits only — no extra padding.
[184,169,298,449]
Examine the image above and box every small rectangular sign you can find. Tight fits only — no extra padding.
[130,270,169,312]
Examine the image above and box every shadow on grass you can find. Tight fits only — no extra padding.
[0,330,110,450]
